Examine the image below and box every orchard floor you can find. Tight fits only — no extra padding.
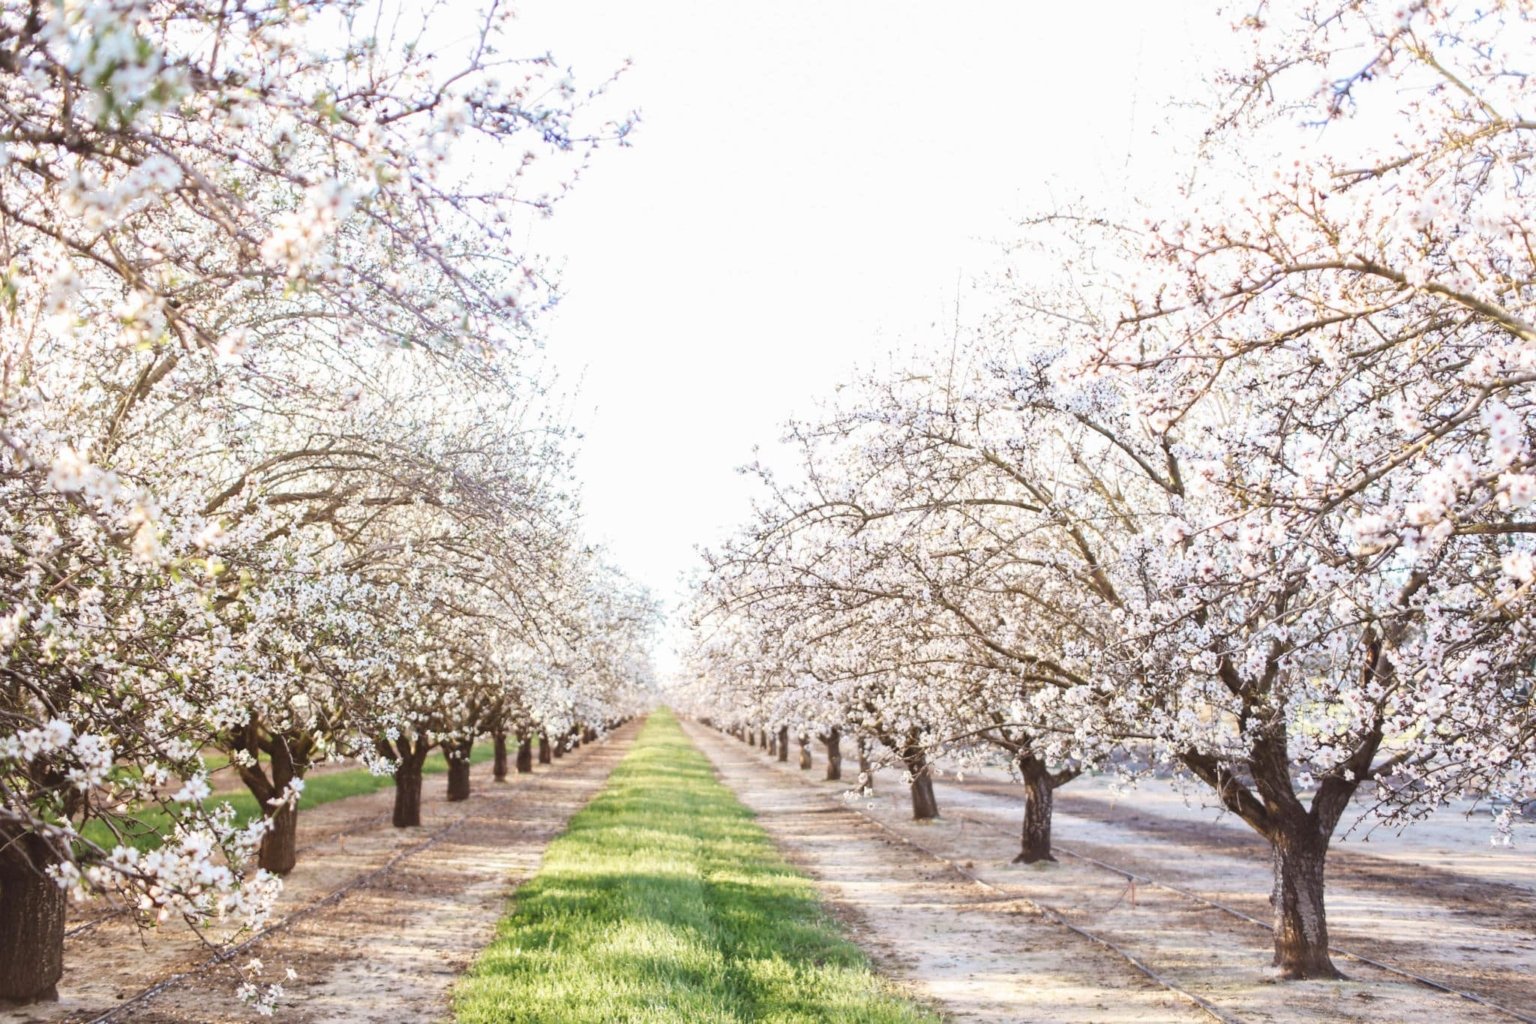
[0,723,639,1024]
[682,720,1536,1024]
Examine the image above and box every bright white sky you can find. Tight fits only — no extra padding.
[509,1,1236,666]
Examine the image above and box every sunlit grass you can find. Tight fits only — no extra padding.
[453,709,937,1024]
[80,742,495,853]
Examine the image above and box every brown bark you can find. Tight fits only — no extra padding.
[1181,738,1354,979]
[857,735,874,792]
[385,731,432,828]
[234,730,305,875]
[777,726,789,763]
[492,730,509,781]
[538,733,553,764]
[259,803,299,875]
[516,736,533,773]
[767,732,778,757]
[1270,824,1341,978]
[797,733,813,770]
[0,832,65,1003]
[393,759,423,827]
[821,728,842,781]
[1013,753,1057,864]
[904,748,939,819]
[227,724,311,878]
[446,738,473,802]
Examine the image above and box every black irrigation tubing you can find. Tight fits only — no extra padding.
[64,905,131,938]
[945,809,1536,1024]
[711,732,1245,1024]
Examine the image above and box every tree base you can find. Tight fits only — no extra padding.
[1011,850,1058,864]
[0,984,59,1006]
[1272,960,1345,981]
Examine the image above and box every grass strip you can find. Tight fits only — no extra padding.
[453,708,938,1024]
[82,741,495,852]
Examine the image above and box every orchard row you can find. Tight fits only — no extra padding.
[681,0,1536,983]
[0,0,648,1007]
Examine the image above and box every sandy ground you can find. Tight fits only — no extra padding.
[2,724,637,1024]
[682,721,1210,1024]
[685,722,1536,1024]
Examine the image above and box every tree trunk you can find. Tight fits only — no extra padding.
[0,833,65,1003]
[1013,754,1057,864]
[393,758,424,827]
[798,733,813,770]
[1270,827,1341,979]
[446,739,473,802]
[857,735,874,792]
[747,728,757,748]
[822,728,842,781]
[759,728,768,749]
[516,737,533,773]
[777,726,789,763]
[248,741,301,875]
[538,733,553,764]
[258,802,300,875]
[492,730,509,781]
[768,732,778,757]
[899,742,939,820]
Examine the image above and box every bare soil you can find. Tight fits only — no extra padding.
[683,721,1208,1024]
[1,725,638,1024]
[685,721,1536,1024]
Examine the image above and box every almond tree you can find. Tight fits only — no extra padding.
[0,0,631,1004]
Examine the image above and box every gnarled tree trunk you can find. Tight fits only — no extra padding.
[821,728,842,781]
[797,733,813,770]
[1270,823,1340,978]
[0,831,65,1003]
[777,726,789,763]
[538,733,553,764]
[895,734,938,820]
[516,736,533,773]
[1014,752,1057,864]
[234,729,307,875]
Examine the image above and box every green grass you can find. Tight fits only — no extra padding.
[453,709,938,1024]
[81,741,495,853]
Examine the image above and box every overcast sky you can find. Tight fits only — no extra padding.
[508,2,1234,667]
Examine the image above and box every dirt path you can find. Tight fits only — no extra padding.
[938,780,1536,1016]
[2,723,639,1024]
[682,719,1210,1024]
[686,722,1534,1024]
